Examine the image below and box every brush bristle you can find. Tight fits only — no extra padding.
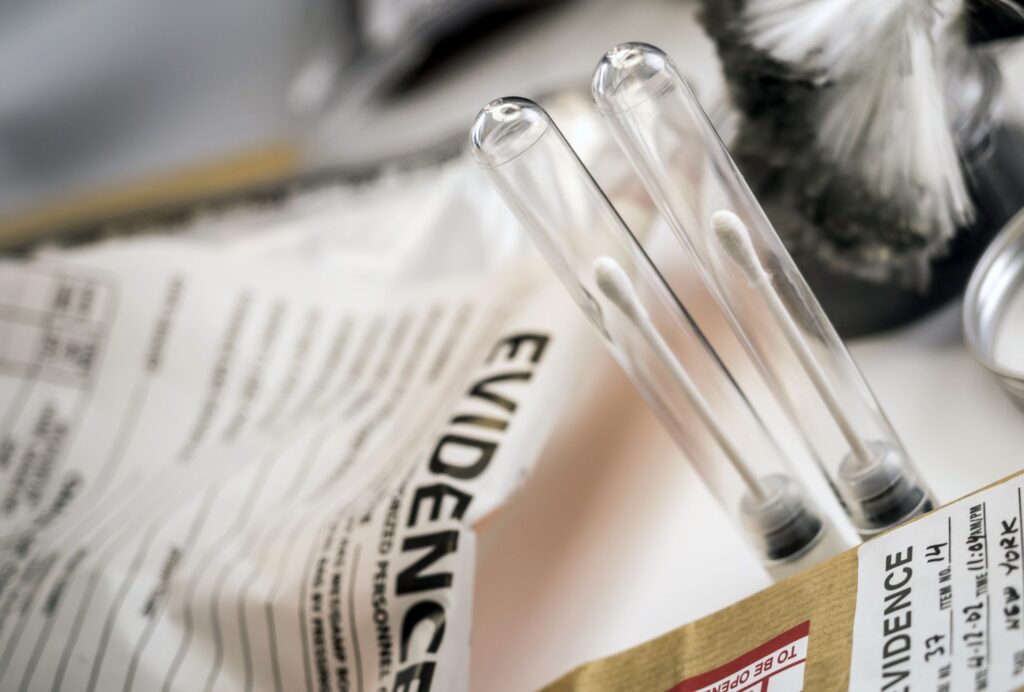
[742,0,973,245]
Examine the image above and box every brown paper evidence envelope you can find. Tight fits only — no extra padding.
[545,471,1024,692]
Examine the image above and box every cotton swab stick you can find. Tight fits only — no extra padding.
[712,210,875,469]
[593,256,767,499]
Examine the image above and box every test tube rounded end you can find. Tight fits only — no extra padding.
[470,97,551,169]
[591,42,678,114]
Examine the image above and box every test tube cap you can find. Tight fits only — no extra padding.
[838,442,934,535]
[739,474,824,563]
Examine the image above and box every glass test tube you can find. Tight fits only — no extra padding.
[591,42,934,537]
[470,97,846,577]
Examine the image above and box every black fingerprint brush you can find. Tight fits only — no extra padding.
[699,0,1024,335]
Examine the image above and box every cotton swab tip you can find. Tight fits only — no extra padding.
[593,256,648,324]
[593,255,768,500]
[713,210,766,283]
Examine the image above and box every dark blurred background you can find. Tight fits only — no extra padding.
[0,0,714,246]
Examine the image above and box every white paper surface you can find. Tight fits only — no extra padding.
[0,238,583,691]
[850,473,1024,692]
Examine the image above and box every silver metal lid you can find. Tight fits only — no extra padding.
[964,206,1024,408]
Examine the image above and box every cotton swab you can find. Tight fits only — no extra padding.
[712,211,877,470]
[593,255,767,499]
